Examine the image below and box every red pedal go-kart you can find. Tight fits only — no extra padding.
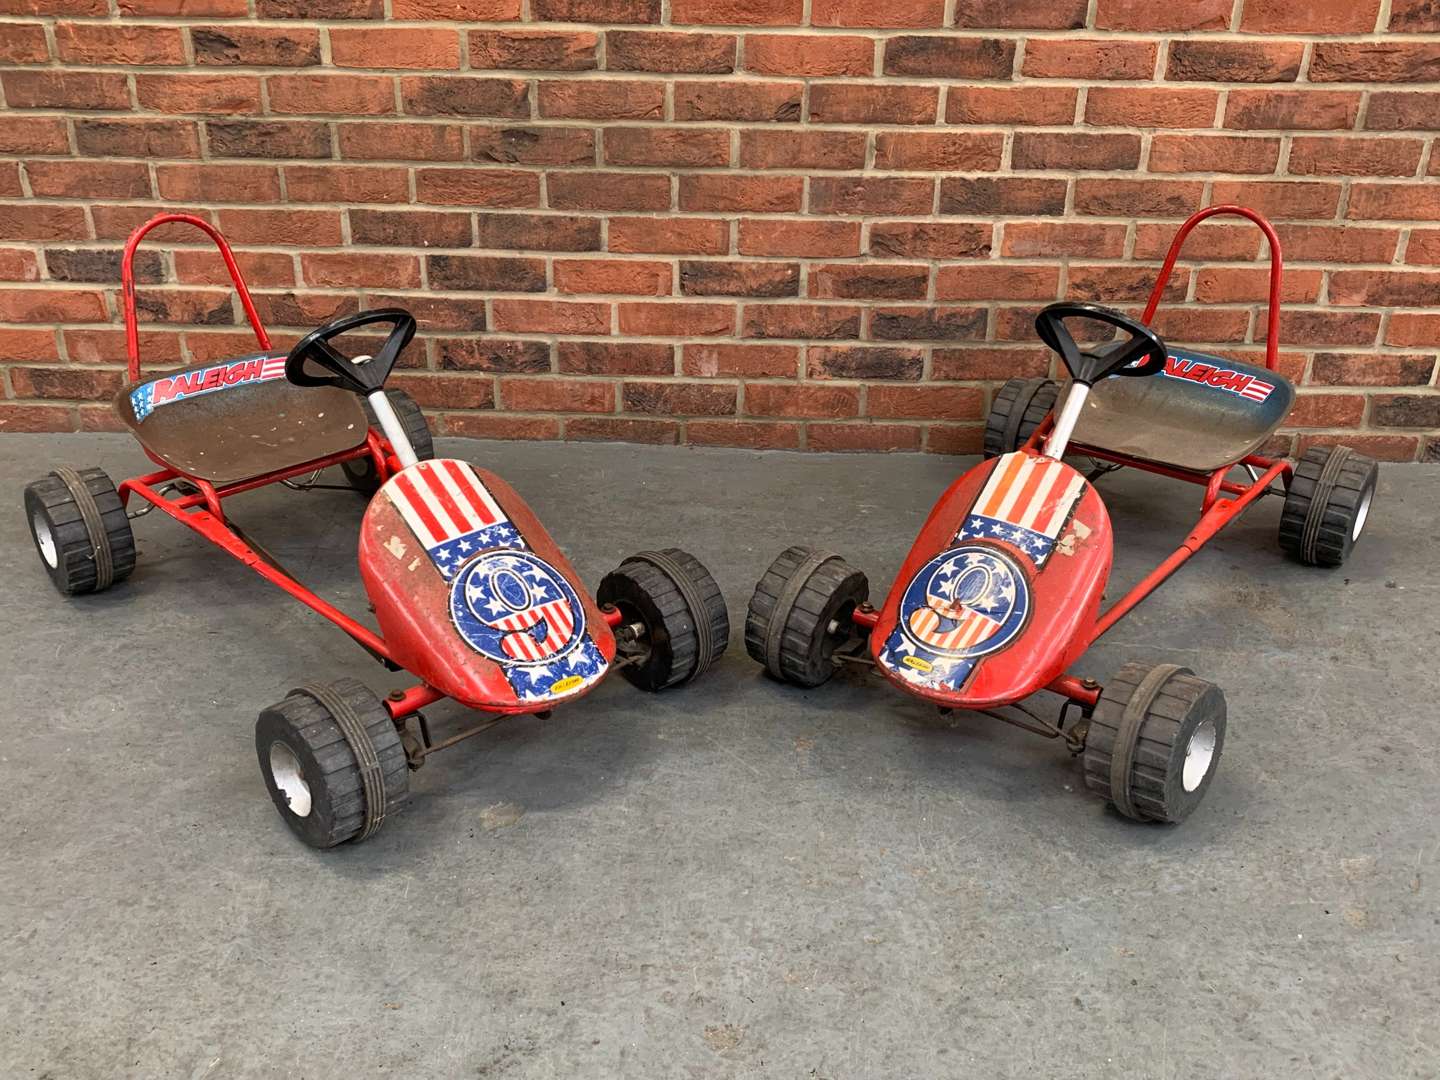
[22,213,730,848]
[745,206,1379,824]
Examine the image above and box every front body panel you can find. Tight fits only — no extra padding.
[359,458,615,712]
[870,452,1111,709]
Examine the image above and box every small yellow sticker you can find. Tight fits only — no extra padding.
[902,655,933,673]
[549,674,584,695]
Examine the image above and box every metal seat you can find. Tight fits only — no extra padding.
[114,351,368,485]
[1067,347,1295,472]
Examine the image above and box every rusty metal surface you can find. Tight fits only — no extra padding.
[1069,349,1295,472]
[113,359,368,485]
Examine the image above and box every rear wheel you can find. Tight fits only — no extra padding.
[24,466,136,596]
[1081,662,1226,824]
[1278,445,1378,567]
[745,546,869,688]
[343,388,434,493]
[598,548,729,692]
[255,678,409,849]
[983,378,1058,458]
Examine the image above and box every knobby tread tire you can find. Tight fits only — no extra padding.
[983,378,1059,458]
[24,466,136,596]
[255,677,408,849]
[598,547,729,692]
[745,545,869,688]
[1278,446,1378,568]
[344,388,434,493]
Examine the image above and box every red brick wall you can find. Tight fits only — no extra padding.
[1,0,1437,460]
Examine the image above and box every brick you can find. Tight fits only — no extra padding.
[0,404,71,433]
[809,83,938,125]
[537,79,662,120]
[45,248,161,285]
[3,0,104,12]
[1310,43,1440,84]
[363,294,489,330]
[1193,267,1320,304]
[809,422,922,451]
[1208,181,1342,220]
[926,424,986,455]
[609,217,728,254]
[809,264,928,300]
[402,76,529,118]
[1390,0,1440,31]
[1285,393,1368,428]
[0,249,40,282]
[812,347,921,385]
[28,162,152,201]
[250,291,358,327]
[957,0,1085,26]
[2,71,129,110]
[1073,178,1205,217]
[90,205,209,242]
[867,384,984,420]
[686,420,800,449]
[1,117,71,155]
[174,250,295,287]
[744,382,860,418]
[1330,270,1440,308]
[331,28,459,70]
[1274,311,1381,347]
[931,346,1051,380]
[74,118,199,159]
[870,222,991,259]
[469,29,596,71]
[156,164,280,203]
[1093,0,1231,31]
[739,129,866,170]
[870,307,987,342]
[131,288,236,325]
[743,34,872,76]
[1141,306,1251,345]
[492,299,609,335]
[1068,264,1189,302]
[348,210,469,248]
[1021,38,1157,80]
[416,168,541,208]
[550,171,670,211]
[1366,92,1440,132]
[208,120,332,159]
[256,0,380,14]
[215,209,343,246]
[935,265,1059,301]
[0,328,62,363]
[12,366,126,401]
[567,416,678,443]
[138,73,266,114]
[0,288,105,323]
[388,374,493,411]
[301,252,421,288]
[1223,90,1359,131]
[1003,223,1127,258]
[1311,353,1436,387]
[623,381,736,416]
[680,260,798,297]
[55,22,185,66]
[938,177,1068,215]
[603,127,729,168]
[191,26,320,67]
[1166,41,1304,84]
[533,0,657,19]
[0,166,21,198]
[1386,313,1440,347]
[1241,0,1381,32]
[392,0,519,16]
[680,175,801,213]
[873,132,1003,172]
[810,177,933,215]
[1346,183,1440,221]
[811,0,944,27]
[743,304,861,339]
[1300,433,1419,460]
[1406,230,1440,265]
[470,127,590,167]
[287,165,409,204]
[269,74,394,115]
[0,21,48,63]
[683,342,797,377]
[671,0,800,22]
[559,340,674,375]
[1148,135,1280,175]
[120,0,248,12]
[945,86,1077,125]
[738,219,860,257]
[618,302,734,336]
[555,258,671,296]
[339,121,462,161]
[443,413,560,438]
[1012,132,1141,171]
[1288,138,1424,179]
[1272,224,1399,264]
[429,253,547,289]
[1086,87,1218,128]
[605,31,735,73]
[884,36,1013,79]
[674,80,801,122]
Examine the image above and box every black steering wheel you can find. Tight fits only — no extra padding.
[285,308,417,394]
[1034,302,1168,386]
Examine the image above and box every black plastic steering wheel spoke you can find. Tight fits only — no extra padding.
[1034,301,1168,386]
[285,308,417,395]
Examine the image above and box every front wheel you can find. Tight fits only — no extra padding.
[745,546,869,688]
[24,466,136,596]
[598,548,729,692]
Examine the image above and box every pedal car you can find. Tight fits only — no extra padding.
[744,205,1378,824]
[23,213,730,848]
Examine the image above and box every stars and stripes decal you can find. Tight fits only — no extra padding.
[386,458,524,580]
[129,353,288,423]
[957,451,1086,570]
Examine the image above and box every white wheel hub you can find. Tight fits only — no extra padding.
[1182,720,1217,792]
[269,742,313,817]
[32,512,58,569]
[1352,485,1373,542]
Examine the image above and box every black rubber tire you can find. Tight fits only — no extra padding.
[982,378,1059,458]
[1278,446,1378,568]
[597,548,729,692]
[23,466,136,596]
[255,677,409,849]
[744,546,869,688]
[1081,662,1227,824]
[343,388,434,493]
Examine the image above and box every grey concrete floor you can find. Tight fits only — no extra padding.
[1,433,1437,1079]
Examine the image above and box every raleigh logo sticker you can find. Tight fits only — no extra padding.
[129,353,288,422]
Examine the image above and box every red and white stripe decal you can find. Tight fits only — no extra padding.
[908,603,999,652]
[972,452,1086,538]
[1239,379,1274,402]
[386,459,507,548]
[496,599,575,661]
[260,356,287,379]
